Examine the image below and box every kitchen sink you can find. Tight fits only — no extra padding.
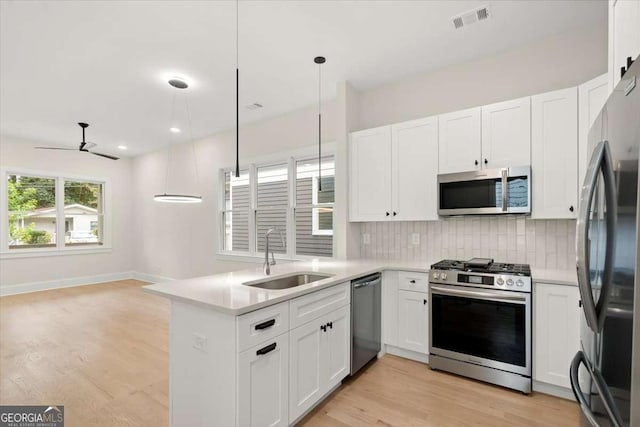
[244,272,333,290]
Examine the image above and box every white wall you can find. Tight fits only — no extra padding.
[0,136,134,289]
[132,101,338,279]
[357,24,607,130]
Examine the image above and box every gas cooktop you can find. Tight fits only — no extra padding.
[431,258,531,276]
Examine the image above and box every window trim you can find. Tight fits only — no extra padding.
[217,144,335,261]
[0,167,112,259]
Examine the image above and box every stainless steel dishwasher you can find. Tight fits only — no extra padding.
[350,272,382,375]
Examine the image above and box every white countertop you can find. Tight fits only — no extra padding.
[143,258,578,315]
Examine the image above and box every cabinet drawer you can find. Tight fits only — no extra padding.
[237,301,289,353]
[398,271,429,293]
[290,282,350,329]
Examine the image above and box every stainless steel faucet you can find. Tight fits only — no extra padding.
[264,228,285,275]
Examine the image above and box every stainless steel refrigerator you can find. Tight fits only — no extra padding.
[572,56,640,427]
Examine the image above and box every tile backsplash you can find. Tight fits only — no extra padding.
[359,217,576,270]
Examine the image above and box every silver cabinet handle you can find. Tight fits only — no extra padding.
[430,285,527,304]
[576,140,617,333]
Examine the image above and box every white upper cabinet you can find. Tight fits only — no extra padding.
[481,97,531,168]
[534,283,581,389]
[531,87,578,219]
[391,117,439,221]
[578,74,609,190]
[609,0,640,91]
[349,118,438,222]
[438,107,481,174]
[349,126,393,221]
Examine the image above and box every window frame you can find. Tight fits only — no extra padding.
[0,167,112,259]
[217,145,335,261]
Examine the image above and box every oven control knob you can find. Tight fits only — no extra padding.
[516,279,524,287]
[506,278,514,286]
[497,278,504,286]
[441,272,447,280]
[433,272,440,280]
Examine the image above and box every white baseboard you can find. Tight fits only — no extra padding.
[385,345,430,364]
[533,380,575,400]
[0,271,135,297]
[131,271,175,284]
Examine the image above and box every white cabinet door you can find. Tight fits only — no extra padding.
[391,117,439,220]
[609,0,640,90]
[481,97,531,168]
[397,290,429,354]
[438,107,481,174]
[382,271,398,346]
[349,126,392,221]
[531,87,579,219]
[578,73,609,190]
[289,317,324,422]
[534,283,581,388]
[324,305,351,390]
[238,333,289,427]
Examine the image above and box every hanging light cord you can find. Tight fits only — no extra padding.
[235,0,240,178]
[318,60,322,192]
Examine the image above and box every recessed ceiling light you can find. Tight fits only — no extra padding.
[169,127,181,133]
[117,145,127,150]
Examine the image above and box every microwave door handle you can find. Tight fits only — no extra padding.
[501,168,508,212]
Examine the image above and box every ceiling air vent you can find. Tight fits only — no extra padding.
[245,102,263,110]
[452,5,491,29]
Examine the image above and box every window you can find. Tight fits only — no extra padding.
[7,175,56,248]
[2,170,109,255]
[219,154,334,259]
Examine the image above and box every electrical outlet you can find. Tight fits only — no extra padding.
[362,233,371,245]
[411,233,420,245]
[193,333,207,352]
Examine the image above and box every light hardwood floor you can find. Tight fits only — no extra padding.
[1,280,580,426]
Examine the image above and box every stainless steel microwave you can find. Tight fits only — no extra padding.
[437,166,531,215]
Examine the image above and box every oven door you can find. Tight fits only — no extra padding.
[438,166,531,215]
[429,284,531,377]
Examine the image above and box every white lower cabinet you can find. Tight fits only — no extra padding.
[289,305,351,423]
[238,332,289,427]
[397,290,429,355]
[534,283,581,388]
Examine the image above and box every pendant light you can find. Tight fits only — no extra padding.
[234,0,240,178]
[154,78,203,204]
[314,56,325,191]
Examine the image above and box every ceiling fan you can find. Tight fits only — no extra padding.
[35,122,119,160]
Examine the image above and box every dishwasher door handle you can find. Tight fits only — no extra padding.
[353,279,380,289]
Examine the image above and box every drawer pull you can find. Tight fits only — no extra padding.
[410,279,416,284]
[254,319,276,330]
[256,342,277,356]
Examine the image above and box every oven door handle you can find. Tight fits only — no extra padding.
[430,285,527,304]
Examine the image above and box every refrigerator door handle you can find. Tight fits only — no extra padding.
[570,351,623,427]
[576,140,617,333]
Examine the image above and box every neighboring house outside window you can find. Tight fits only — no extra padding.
[1,169,110,256]
[219,153,335,259]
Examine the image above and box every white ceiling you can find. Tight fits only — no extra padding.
[0,0,606,157]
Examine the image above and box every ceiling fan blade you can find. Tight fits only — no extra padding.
[35,147,77,151]
[90,151,119,160]
[83,142,97,150]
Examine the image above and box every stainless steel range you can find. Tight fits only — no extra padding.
[429,258,532,393]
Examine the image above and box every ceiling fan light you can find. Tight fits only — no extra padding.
[153,193,202,203]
